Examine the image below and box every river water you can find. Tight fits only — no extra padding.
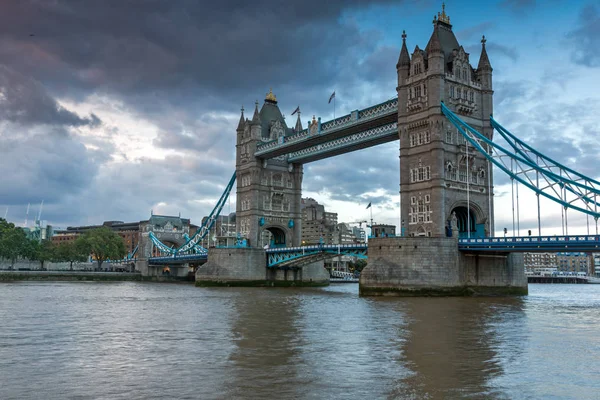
[1,282,599,400]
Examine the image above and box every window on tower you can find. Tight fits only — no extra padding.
[408,195,432,225]
[413,63,422,75]
[410,166,431,183]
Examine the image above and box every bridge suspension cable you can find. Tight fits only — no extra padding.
[441,103,600,235]
[150,172,236,256]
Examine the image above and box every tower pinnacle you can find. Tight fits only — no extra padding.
[477,35,492,71]
[265,88,277,104]
[237,105,245,131]
[251,100,261,125]
[397,30,410,68]
[438,2,450,24]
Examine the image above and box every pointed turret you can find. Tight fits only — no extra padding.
[397,30,410,69]
[427,23,443,55]
[237,106,245,132]
[477,35,492,72]
[251,101,261,126]
[294,110,303,132]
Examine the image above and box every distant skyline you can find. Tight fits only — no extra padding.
[0,0,599,236]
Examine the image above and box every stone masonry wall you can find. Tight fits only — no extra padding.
[360,236,527,296]
[196,248,267,285]
[196,248,329,287]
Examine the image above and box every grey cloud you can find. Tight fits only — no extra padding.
[493,93,600,187]
[0,0,405,105]
[567,4,600,67]
[456,22,495,41]
[0,65,101,127]
[0,125,100,206]
[304,142,399,202]
[25,155,234,227]
[466,43,518,63]
[500,0,536,12]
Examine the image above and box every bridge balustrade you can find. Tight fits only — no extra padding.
[459,235,600,252]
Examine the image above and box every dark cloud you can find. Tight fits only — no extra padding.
[304,142,399,202]
[567,4,600,68]
[500,0,536,12]
[466,42,518,63]
[0,0,405,107]
[0,125,100,205]
[456,22,495,41]
[0,65,100,127]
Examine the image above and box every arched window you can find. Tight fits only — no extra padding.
[450,86,455,98]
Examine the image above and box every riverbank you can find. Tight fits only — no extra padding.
[0,270,192,282]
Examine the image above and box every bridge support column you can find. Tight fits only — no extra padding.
[359,237,527,296]
[195,248,329,287]
[135,259,149,276]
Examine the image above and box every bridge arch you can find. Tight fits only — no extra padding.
[448,201,485,238]
[261,224,291,248]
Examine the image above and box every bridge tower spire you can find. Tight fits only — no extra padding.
[397,4,494,238]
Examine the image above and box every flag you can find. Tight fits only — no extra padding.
[291,106,300,115]
[328,91,336,104]
[366,202,371,209]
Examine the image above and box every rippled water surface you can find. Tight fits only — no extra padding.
[1,282,599,399]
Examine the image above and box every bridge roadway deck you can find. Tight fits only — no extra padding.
[459,235,600,252]
[148,235,600,265]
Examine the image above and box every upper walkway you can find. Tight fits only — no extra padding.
[255,98,398,163]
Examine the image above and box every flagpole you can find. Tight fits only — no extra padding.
[333,93,336,120]
[370,206,373,236]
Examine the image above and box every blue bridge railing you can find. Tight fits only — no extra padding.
[459,235,600,252]
[267,243,368,268]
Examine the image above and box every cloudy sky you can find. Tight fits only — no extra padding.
[0,0,599,237]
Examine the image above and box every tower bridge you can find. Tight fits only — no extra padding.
[143,5,600,295]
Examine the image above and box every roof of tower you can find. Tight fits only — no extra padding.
[477,35,493,71]
[397,30,411,68]
[259,89,290,138]
[424,4,460,71]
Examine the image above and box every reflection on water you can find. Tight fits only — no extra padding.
[391,297,525,399]
[0,283,599,399]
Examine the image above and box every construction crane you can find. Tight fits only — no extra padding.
[35,200,44,225]
[350,220,368,228]
[24,203,30,227]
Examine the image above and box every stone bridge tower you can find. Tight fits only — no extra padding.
[235,90,304,248]
[397,5,494,238]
